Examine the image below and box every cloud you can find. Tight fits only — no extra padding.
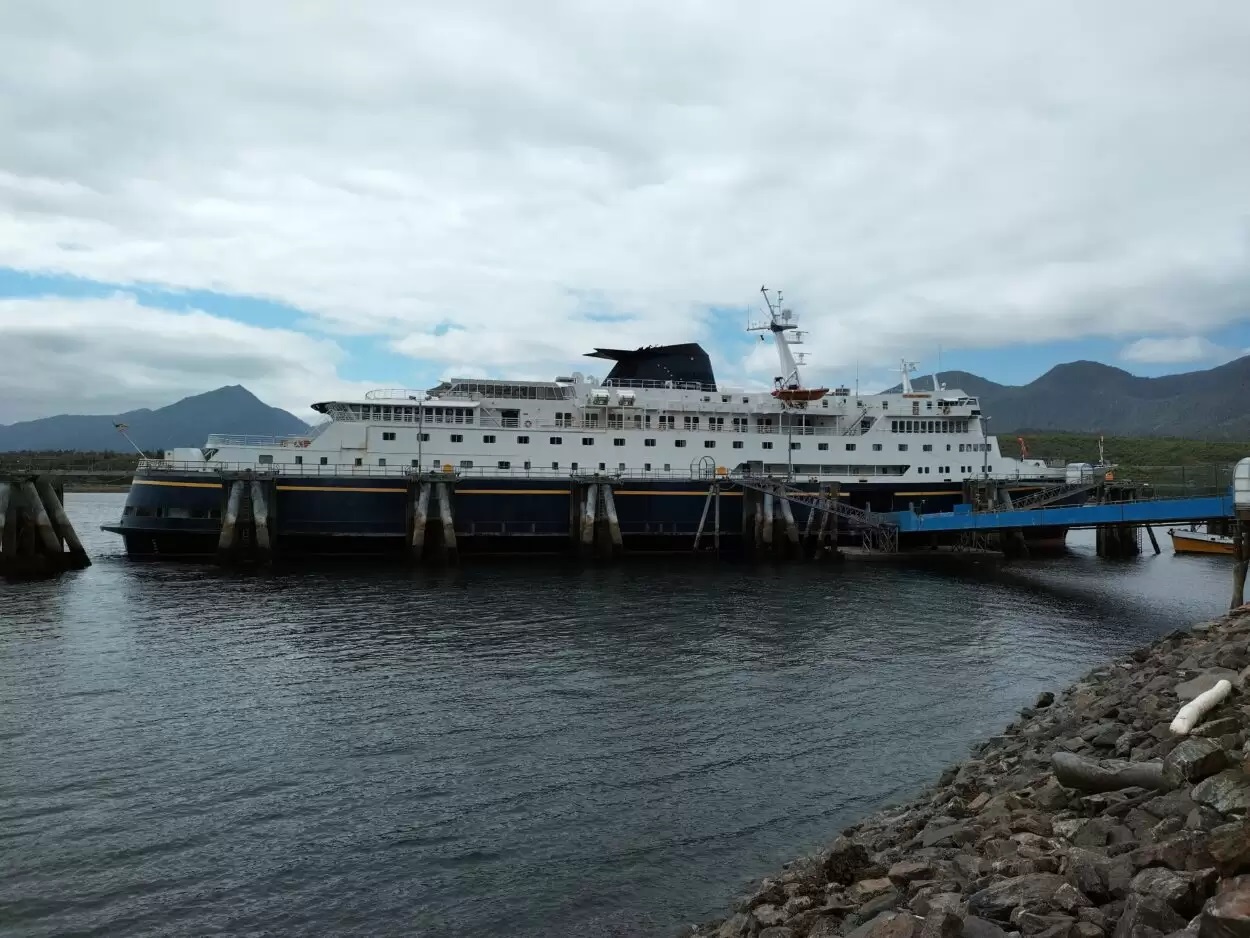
[2,1,1250,415]
[0,295,373,423]
[1118,335,1239,365]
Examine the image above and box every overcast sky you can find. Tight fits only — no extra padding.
[2,1,1249,422]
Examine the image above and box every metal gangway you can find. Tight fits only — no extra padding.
[733,475,899,552]
[989,476,1103,512]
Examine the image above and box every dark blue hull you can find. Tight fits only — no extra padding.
[103,472,1070,559]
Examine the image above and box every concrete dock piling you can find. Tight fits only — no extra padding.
[568,478,622,561]
[406,476,458,564]
[0,474,91,579]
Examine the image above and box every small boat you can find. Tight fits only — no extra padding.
[1168,526,1235,555]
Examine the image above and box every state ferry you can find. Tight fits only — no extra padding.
[105,288,1071,557]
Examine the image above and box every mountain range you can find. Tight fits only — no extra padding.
[898,355,1250,439]
[0,386,309,452]
[2,354,1248,451]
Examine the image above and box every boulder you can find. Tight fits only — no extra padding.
[920,909,965,938]
[968,873,1068,921]
[1112,892,1186,938]
[1174,670,1241,701]
[826,837,871,885]
[1199,875,1250,938]
[1052,753,1169,793]
[1192,771,1250,816]
[851,879,899,903]
[758,929,795,938]
[1036,692,1056,708]
[962,917,1009,938]
[891,860,936,886]
[1163,738,1229,787]
[1208,820,1250,874]
[1130,868,1213,917]
[844,911,924,938]
[715,913,757,938]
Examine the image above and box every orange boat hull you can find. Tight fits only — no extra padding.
[1168,530,1235,556]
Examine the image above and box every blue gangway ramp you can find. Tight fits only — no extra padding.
[882,494,1234,534]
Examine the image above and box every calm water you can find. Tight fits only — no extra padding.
[0,495,1233,937]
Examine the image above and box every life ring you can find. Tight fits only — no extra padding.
[524,420,532,428]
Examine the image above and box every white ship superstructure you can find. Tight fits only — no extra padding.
[163,288,1064,487]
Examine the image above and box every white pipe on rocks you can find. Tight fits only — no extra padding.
[1169,679,1232,735]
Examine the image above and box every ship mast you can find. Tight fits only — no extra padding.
[749,286,807,390]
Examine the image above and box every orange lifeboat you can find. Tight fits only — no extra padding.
[771,386,829,403]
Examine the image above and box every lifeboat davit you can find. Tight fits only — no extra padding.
[771,386,829,403]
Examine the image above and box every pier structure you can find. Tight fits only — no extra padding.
[0,474,91,579]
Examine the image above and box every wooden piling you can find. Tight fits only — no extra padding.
[713,482,721,554]
[0,482,13,562]
[778,495,801,553]
[579,483,597,558]
[601,484,623,558]
[20,481,63,557]
[1145,525,1161,555]
[33,478,89,567]
[217,480,243,563]
[694,487,713,551]
[410,481,431,561]
[1232,522,1248,611]
[436,482,458,563]
[250,479,274,564]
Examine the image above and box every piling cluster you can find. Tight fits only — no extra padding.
[0,475,90,579]
[689,608,1250,938]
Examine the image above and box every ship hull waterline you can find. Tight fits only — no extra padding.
[102,471,1077,560]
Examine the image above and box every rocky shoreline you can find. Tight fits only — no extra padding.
[689,607,1250,938]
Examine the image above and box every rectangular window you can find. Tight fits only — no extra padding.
[382,431,396,441]
[295,455,303,465]
[790,442,800,450]
[644,438,656,447]
[818,443,829,451]
[354,457,363,466]
[732,441,744,449]
[571,462,578,471]
[644,463,652,471]
[582,437,594,446]
[451,434,463,442]
[872,443,883,451]
[922,444,933,452]
[614,438,625,446]
[378,458,387,466]
[550,436,563,445]
[411,459,419,467]
[898,444,908,452]
[460,460,473,468]
[517,435,529,444]
[498,461,510,469]
[704,440,715,448]
[846,443,856,451]
[551,461,559,470]
[483,435,496,443]
[320,456,328,465]
[419,433,430,442]
[598,462,606,470]
[258,454,273,464]
[762,441,773,450]
[675,439,687,448]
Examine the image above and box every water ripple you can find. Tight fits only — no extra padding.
[0,497,1231,938]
